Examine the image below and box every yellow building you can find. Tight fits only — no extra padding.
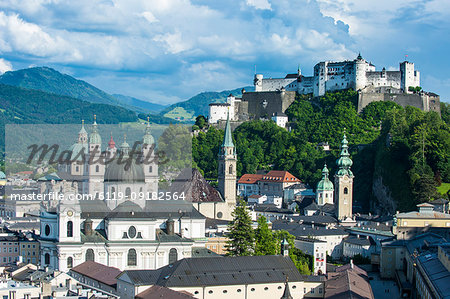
[206,236,228,255]
[393,203,450,239]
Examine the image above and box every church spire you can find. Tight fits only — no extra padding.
[336,130,353,177]
[143,116,154,145]
[222,111,234,148]
[89,114,101,145]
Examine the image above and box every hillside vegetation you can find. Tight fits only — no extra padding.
[0,83,138,151]
[160,87,251,121]
[193,90,450,213]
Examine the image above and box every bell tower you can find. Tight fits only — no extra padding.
[335,131,354,220]
[218,112,236,205]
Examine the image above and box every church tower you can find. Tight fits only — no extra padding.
[88,115,104,198]
[218,112,236,205]
[316,164,334,206]
[142,117,158,195]
[334,131,354,220]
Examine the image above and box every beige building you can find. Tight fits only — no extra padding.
[393,203,450,239]
[205,236,228,255]
[117,256,307,299]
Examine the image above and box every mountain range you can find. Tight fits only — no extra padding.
[0,67,250,122]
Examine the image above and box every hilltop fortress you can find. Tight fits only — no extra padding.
[209,54,440,124]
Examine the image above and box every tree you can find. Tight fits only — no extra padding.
[254,216,277,255]
[273,230,312,275]
[225,200,254,256]
[195,115,207,129]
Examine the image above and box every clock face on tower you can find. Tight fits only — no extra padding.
[67,211,73,217]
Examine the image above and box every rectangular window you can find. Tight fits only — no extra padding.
[311,288,315,294]
[319,288,323,294]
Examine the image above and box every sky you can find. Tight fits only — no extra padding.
[0,0,449,104]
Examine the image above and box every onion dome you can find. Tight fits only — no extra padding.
[108,133,116,149]
[89,115,102,144]
[317,164,334,191]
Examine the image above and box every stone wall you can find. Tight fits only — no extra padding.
[357,91,441,114]
[242,90,296,119]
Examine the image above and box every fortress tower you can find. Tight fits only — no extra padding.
[400,61,420,93]
[217,112,236,205]
[335,132,354,220]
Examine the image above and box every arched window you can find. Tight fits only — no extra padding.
[125,187,131,198]
[67,221,73,238]
[67,257,73,269]
[85,249,94,262]
[95,165,99,172]
[128,249,137,266]
[344,187,348,194]
[229,164,233,175]
[169,248,178,264]
[44,253,50,265]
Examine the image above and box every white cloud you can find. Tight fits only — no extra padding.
[0,58,12,74]
[140,11,159,23]
[246,0,272,10]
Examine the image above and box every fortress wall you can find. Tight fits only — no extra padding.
[243,91,296,119]
[358,92,441,114]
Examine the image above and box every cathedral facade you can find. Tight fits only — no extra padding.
[39,120,207,272]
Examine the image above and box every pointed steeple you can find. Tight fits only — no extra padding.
[78,120,88,144]
[222,111,234,148]
[89,114,102,144]
[336,129,353,177]
[143,116,154,145]
[281,277,293,299]
[108,132,116,149]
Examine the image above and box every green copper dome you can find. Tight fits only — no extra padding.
[317,164,334,191]
[336,132,354,177]
[143,122,154,145]
[89,121,102,144]
[0,171,6,180]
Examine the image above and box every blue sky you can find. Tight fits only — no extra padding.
[0,0,449,104]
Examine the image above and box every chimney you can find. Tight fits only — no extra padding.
[350,259,354,269]
[84,219,93,236]
[366,235,369,239]
[311,221,314,229]
[166,216,175,235]
[377,222,380,226]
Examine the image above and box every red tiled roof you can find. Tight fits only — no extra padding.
[136,285,195,299]
[261,170,300,183]
[238,174,264,184]
[70,261,121,287]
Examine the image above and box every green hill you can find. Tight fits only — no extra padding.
[0,83,138,150]
[112,94,167,113]
[0,67,120,105]
[161,87,252,121]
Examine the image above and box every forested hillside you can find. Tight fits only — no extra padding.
[193,90,450,213]
[0,83,138,151]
